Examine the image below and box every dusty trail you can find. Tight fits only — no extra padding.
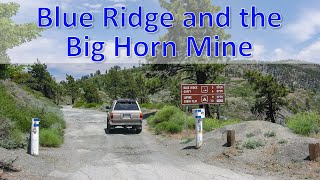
[5,106,274,180]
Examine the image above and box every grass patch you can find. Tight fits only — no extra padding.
[264,130,276,137]
[278,139,288,145]
[73,99,85,108]
[246,132,255,138]
[148,106,240,134]
[202,118,241,132]
[181,138,194,144]
[243,139,265,149]
[148,106,185,134]
[40,129,63,147]
[140,103,168,110]
[84,102,102,108]
[73,99,102,109]
[286,112,320,136]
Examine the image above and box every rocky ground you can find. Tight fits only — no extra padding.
[154,121,320,179]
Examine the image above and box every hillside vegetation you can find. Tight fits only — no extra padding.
[57,63,320,137]
[0,2,66,149]
[0,78,65,149]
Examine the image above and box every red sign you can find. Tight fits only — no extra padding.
[181,84,225,105]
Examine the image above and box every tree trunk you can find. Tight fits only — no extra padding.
[268,93,276,123]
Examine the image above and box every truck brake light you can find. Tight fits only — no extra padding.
[110,113,113,119]
[140,113,143,119]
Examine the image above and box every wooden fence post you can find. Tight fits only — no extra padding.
[309,143,320,161]
[227,130,235,147]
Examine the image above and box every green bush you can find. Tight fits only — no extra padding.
[154,122,167,135]
[243,139,265,149]
[147,106,185,134]
[246,132,255,138]
[73,100,102,109]
[40,129,63,147]
[165,121,183,133]
[203,118,241,132]
[264,130,276,137]
[147,106,182,126]
[0,83,66,149]
[9,128,24,145]
[140,103,167,110]
[0,138,25,149]
[73,99,85,108]
[286,112,320,136]
[84,103,102,108]
[148,106,240,134]
[278,139,288,145]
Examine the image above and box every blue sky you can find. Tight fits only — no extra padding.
[3,0,320,81]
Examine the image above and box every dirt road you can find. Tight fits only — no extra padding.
[5,106,274,180]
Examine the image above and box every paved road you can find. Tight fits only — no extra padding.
[12,106,271,180]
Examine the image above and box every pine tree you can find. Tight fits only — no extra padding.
[245,70,288,123]
[147,0,229,116]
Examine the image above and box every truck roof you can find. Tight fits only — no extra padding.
[115,99,136,103]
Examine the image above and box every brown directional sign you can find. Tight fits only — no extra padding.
[181,84,225,105]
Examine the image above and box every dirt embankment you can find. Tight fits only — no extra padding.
[158,121,320,179]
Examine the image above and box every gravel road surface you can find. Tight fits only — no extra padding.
[3,106,274,180]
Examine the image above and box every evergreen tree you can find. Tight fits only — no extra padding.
[27,61,58,100]
[82,81,101,103]
[148,0,229,116]
[245,70,289,123]
[66,74,79,104]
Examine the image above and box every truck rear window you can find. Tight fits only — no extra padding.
[114,102,139,110]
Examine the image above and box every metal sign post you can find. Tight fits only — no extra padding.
[192,109,205,149]
[31,118,40,156]
[185,106,188,130]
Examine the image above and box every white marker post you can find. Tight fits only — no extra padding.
[192,109,205,149]
[31,118,40,156]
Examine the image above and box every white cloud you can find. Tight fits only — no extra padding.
[284,9,320,42]
[297,40,320,62]
[267,40,320,63]
[249,44,265,60]
[114,3,126,7]
[272,48,290,61]
[8,35,144,64]
[82,3,102,9]
[109,0,127,2]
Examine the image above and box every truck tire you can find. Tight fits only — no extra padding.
[135,127,142,134]
[107,121,114,134]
